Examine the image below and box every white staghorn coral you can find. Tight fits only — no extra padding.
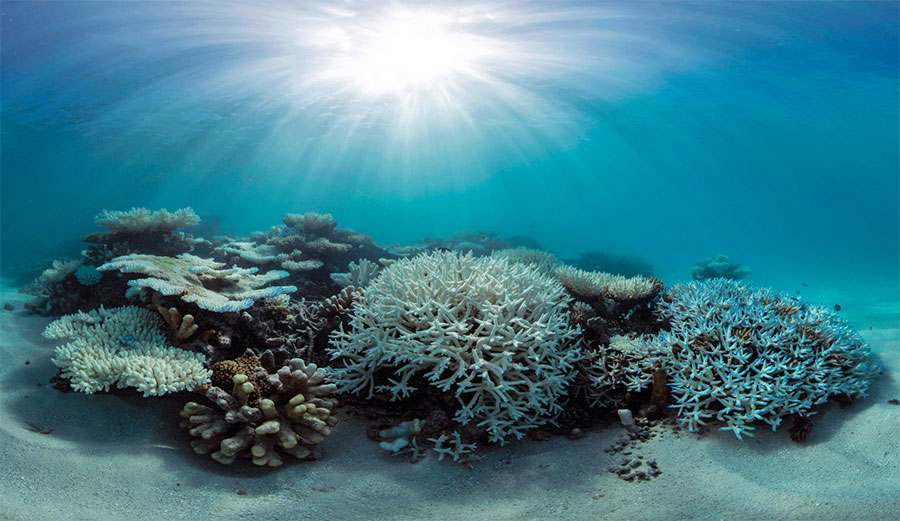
[45,306,211,396]
[328,251,582,444]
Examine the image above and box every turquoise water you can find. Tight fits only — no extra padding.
[2,0,898,301]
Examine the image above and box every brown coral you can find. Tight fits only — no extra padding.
[180,358,338,466]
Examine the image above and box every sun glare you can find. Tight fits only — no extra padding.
[317,8,496,97]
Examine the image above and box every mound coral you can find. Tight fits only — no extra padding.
[45,306,211,396]
[179,358,338,466]
[328,250,582,444]
[636,279,880,439]
[98,253,296,312]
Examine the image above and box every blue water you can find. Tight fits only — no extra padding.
[2,0,898,303]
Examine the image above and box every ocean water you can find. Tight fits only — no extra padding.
[1,1,898,520]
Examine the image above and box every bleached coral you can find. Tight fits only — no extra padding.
[94,207,200,234]
[328,251,582,444]
[556,265,662,301]
[636,279,880,440]
[330,258,381,287]
[42,259,81,283]
[98,253,296,312]
[179,358,338,466]
[45,306,211,396]
[283,212,337,236]
[491,247,561,275]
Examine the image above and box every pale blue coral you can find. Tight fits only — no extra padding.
[638,278,880,440]
[75,264,103,286]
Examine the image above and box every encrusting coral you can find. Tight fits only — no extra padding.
[632,278,880,439]
[328,250,583,445]
[98,253,297,313]
[45,306,211,396]
[179,358,338,466]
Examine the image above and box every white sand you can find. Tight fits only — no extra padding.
[1,283,898,521]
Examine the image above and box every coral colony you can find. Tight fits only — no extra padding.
[29,207,880,467]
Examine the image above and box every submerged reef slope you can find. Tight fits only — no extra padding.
[44,305,211,396]
[636,279,880,439]
[328,250,582,445]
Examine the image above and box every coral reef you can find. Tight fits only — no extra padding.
[690,255,751,281]
[83,207,200,258]
[179,358,338,466]
[557,266,662,302]
[45,306,211,396]
[634,279,880,439]
[98,253,297,312]
[328,250,583,445]
[491,247,561,275]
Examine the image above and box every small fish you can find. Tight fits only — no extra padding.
[887,399,900,406]
[149,444,178,451]
[800,282,808,287]
[834,304,841,311]
[795,290,801,295]
[24,422,54,435]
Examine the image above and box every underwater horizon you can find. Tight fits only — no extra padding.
[1,2,899,521]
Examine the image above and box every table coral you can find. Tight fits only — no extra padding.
[328,250,582,445]
[98,253,296,312]
[179,358,338,466]
[635,278,881,439]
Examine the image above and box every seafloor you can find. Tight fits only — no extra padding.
[1,279,897,521]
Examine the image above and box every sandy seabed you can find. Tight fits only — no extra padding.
[1,283,898,521]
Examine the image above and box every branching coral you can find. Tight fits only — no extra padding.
[328,250,582,444]
[635,279,880,439]
[45,306,211,396]
[330,259,381,287]
[98,253,296,312]
[179,358,338,466]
